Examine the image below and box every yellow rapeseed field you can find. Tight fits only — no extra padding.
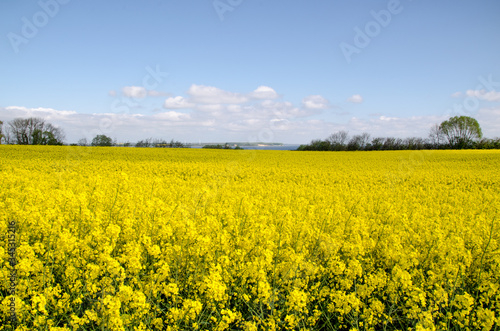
[0,146,499,330]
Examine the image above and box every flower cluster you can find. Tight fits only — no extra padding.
[0,146,498,330]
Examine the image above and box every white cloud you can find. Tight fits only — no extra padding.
[196,104,225,113]
[3,106,77,119]
[302,95,331,109]
[227,104,243,113]
[379,115,398,121]
[122,86,147,98]
[163,96,195,109]
[108,90,117,97]
[249,86,279,100]
[2,104,497,145]
[451,91,463,98]
[465,89,500,102]
[9,82,498,145]
[258,100,313,118]
[339,115,449,138]
[477,107,500,137]
[187,84,249,104]
[347,94,363,103]
[269,118,291,130]
[186,84,279,104]
[118,87,169,98]
[161,85,311,125]
[153,111,191,121]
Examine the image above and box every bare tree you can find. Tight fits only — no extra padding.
[414,137,426,150]
[327,130,349,151]
[359,132,370,150]
[136,138,153,147]
[347,135,361,151]
[383,137,397,150]
[8,117,65,145]
[78,138,89,146]
[428,124,444,147]
[403,137,416,149]
[8,118,32,145]
[347,133,370,151]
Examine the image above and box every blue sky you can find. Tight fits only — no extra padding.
[1,0,499,144]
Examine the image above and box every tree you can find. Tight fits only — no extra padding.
[345,133,370,151]
[327,131,349,151]
[359,132,371,150]
[78,138,88,146]
[347,134,363,151]
[439,116,482,148]
[370,137,385,150]
[383,137,396,150]
[168,139,190,148]
[91,134,113,147]
[428,124,445,148]
[0,120,4,144]
[7,117,65,145]
[309,139,331,151]
[136,138,153,148]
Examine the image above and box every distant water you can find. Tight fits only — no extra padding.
[190,145,301,150]
[240,145,300,151]
[191,145,300,150]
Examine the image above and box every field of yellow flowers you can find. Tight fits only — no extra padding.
[0,146,499,330]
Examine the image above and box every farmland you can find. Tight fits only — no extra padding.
[0,146,499,330]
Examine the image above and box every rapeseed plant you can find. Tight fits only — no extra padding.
[0,146,498,330]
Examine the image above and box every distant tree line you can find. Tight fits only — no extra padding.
[134,138,190,148]
[3,115,498,151]
[298,116,499,151]
[203,143,243,150]
[75,135,190,148]
[0,117,190,148]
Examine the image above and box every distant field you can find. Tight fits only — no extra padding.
[1,146,499,330]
